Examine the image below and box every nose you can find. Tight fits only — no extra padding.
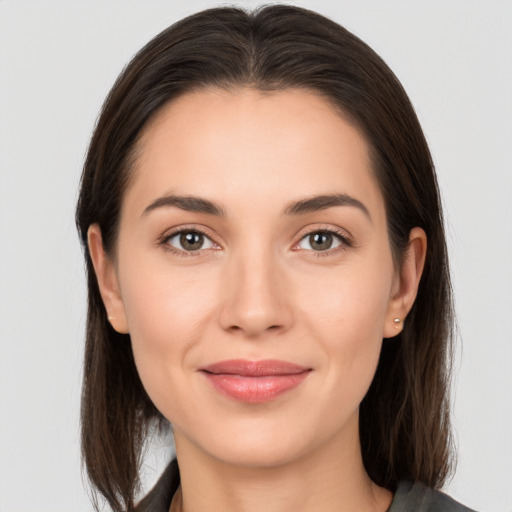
[218,249,293,338]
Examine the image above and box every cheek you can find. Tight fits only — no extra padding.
[296,257,393,386]
[120,249,219,336]
[298,260,393,338]
[118,258,220,405]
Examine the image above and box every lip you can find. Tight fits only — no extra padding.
[199,359,312,403]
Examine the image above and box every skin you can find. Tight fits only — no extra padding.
[89,88,426,512]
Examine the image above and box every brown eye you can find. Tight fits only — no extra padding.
[297,230,345,252]
[167,230,215,252]
[180,232,204,250]
[309,232,333,251]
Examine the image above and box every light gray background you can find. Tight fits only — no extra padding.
[0,1,511,511]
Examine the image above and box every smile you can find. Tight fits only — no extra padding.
[199,359,312,403]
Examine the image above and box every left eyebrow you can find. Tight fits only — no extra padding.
[283,194,371,221]
[142,194,226,217]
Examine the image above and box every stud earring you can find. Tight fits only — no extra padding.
[393,318,401,329]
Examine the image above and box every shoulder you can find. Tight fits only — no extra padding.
[135,459,179,512]
[137,467,479,512]
[389,481,477,512]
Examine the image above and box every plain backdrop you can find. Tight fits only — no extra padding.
[0,1,511,511]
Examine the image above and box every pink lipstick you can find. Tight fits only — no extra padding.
[199,359,311,403]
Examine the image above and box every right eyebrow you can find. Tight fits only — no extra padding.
[283,193,371,221]
[142,194,226,217]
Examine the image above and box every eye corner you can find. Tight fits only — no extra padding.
[159,226,221,256]
[293,227,353,256]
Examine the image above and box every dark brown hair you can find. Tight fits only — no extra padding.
[76,5,454,511]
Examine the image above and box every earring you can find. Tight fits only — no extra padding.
[393,318,401,329]
[108,316,116,323]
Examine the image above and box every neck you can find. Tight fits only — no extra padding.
[172,421,392,512]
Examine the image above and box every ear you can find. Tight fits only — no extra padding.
[383,227,427,338]
[87,224,129,334]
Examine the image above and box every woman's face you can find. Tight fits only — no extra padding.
[91,88,422,468]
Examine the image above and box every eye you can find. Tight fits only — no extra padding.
[165,230,216,252]
[296,230,347,252]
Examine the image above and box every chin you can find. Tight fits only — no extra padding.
[209,442,309,470]
[177,415,327,470]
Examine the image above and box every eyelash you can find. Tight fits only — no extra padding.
[159,226,352,258]
[159,226,218,258]
[293,227,352,258]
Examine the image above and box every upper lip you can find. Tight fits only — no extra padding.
[200,359,311,376]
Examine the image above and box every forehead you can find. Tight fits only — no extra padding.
[138,87,365,164]
[125,87,384,220]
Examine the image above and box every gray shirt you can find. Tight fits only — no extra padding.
[389,481,476,511]
[136,460,476,512]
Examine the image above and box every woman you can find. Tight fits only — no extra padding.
[76,5,475,512]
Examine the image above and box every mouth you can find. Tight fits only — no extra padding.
[199,359,312,403]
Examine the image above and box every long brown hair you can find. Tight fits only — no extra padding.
[76,5,454,511]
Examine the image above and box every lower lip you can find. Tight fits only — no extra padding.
[202,372,310,403]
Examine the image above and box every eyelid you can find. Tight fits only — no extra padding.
[159,225,221,255]
[291,225,353,253]
[157,223,352,256]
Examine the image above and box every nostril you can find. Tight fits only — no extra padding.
[225,322,284,336]
[228,324,280,331]
[218,277,293,336]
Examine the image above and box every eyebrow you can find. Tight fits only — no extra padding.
[142,192,371,220]
[284,194,371,220]
[142,194,226,217]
